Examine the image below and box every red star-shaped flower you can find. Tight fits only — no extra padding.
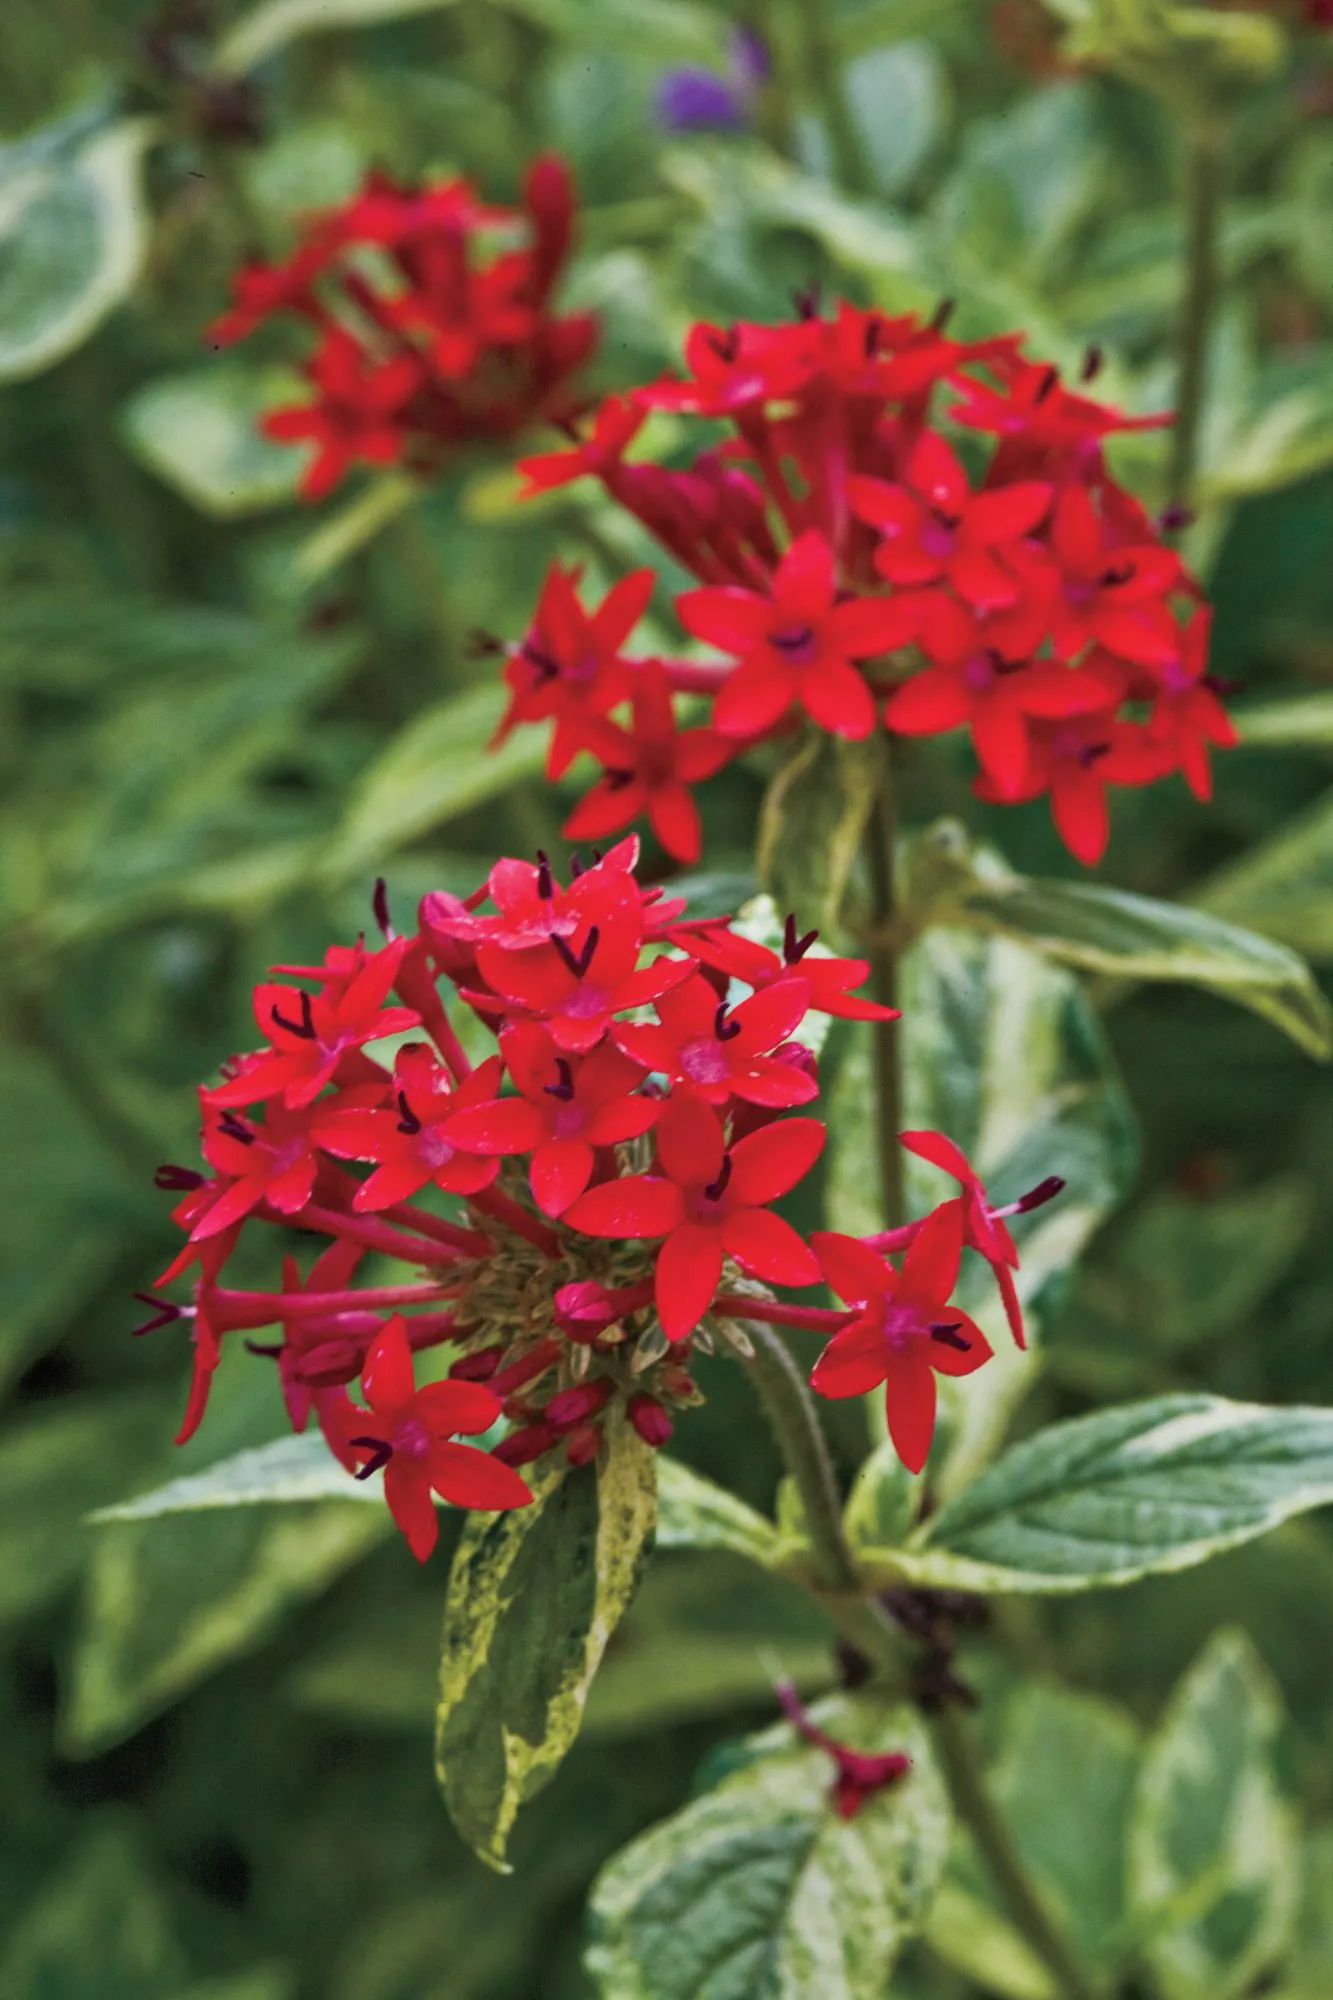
[810,1204,992,1473]
[347,1318,532,1560]
[677,530,913,740]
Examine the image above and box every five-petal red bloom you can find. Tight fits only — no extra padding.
[139,840,1046,1554]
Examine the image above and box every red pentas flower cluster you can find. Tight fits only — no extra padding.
[495,302,1232,866]
[210,156,595,501]
[137,839,1061,1557]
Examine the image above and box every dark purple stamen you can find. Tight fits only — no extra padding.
[523,643,561,685]
[131,1293,184,1338]
[704,1155,733,1201]
[1081,345,1103,382]
[930,507,961,531]
[155,1163,205,1191]
[792,282,822,322]
[930,298,956,332]
[706,327,739,363]
[864,315,883,358]
[350,1436,393,1480]
[568,851,585,878]
[271,990,316,1040]
[987,647,1024,676]
[553,927,599,979]
[244,1339,284,1359]
[396,1091,422,1135]
[535,849,554,900]
[1100,562,1134,588]
[931,1322,969,1352]
[544,1058,576,1102]
[1158,503,1195,533]
[1035,366,1059,404]
[1203,672,1243,697]
[1015,1174,1065,1214]
[770,625,815,653]
[1079,741,1112,768]
[604,768,635,793]
[783,913,819,964]
[373,877,393,939]
[218,1110,255,1145]
[714,1002,742,1043]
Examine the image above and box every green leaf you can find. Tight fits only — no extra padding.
[0,1829,186,1999]
[0,117,153,382]
[656,1455,781,1564]
[435,1414,657,1869]
[951,861,1332,1060]
[1195,790,1333,962]
[1128,1630,1298,1999]
[586,1695,950,1999]
[843,43,947,198]
[0,1047,132,1400]
[65,1496,388,1753]
[827,912,1136,1490]
[1234,694,1333,747]
[1078,1177,1310,1356]
[214,0,463,77]
[505,0,727,59]
[901,1394,1333,1594]
[91,1431,376,1519]
[921,1879,1053,2000]
[843,1441,920,1559]
[757,729,880,935]
[326,680,548,877]
[0,1394,162,1623]
[1202,371,1333,500]
[121,367,304,518]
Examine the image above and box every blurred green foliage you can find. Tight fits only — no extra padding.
[3,0,1333,1994]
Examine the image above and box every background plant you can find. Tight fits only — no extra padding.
[5,2,1333,1998]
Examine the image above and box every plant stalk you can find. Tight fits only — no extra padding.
[932,1705,1105,2000]
[1167,118,1225,517]
[867,743,905,1230]
[791,0,872,195]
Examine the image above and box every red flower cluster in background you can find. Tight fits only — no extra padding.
[500,302,1232,866]
[137,840,1056,1553]
[211,156,596,499]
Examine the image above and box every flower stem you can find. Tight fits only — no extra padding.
[867,740,905,1230]
[791,0,872,196]
[741,1318,1107,2000]
[1167,117,1225,517]
[740,1319,904,1675]
[931,1706,1105,2000]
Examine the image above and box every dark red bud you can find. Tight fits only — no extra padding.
[492,1421,559,1467]
[564,1422,603,1468]
[449,1345,505,1382]
[545,1378,616,1431]
[628,1394,673,1447]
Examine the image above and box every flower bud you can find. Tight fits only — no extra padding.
[564,1422,603,1468]
[545,1377,615,1432]
[492,1421,559,1467]
[449,1345,505,1382]
[628,1394,673,1447]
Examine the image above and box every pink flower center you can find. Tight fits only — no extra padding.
[679,1038,733,1086]
[417,1127,456,1169]
[551,1100,586,1139]
[880,1297,928,1350]
[768,623,818,667]
[962,652,996,692]
[563,983,609,1021]
[392,1415,433,1462]
[920,516,956,561]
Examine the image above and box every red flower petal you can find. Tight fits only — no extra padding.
[654,1222,725,1341]
[364,1316,416,1417]
[429,1441,533,1511]
[676,586,768,654]
[383,1458,439,1560]
[530,1135,595,1216]
[884,1352,937,1474]
[722,1207,820,1287]
[900,1198,964,1303]
[728,1117,825,1204]
[564,1174,682,1239]
[810,1230,891,1305]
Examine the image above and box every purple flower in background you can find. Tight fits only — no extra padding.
[656,25,770,132]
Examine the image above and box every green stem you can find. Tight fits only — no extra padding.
[741,1320,906,1676]
[867,742,905,1231]
[932,1706,1105,2000]
[392,509,458,678]
[8,989,163,1179]
[1167,118,1225,517]
[743,1317,1107,2000]
[790,0,872,195]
